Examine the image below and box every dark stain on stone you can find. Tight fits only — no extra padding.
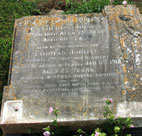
[119,15,131,21]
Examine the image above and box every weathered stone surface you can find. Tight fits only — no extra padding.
[1,5,142,135]
[105,5,142,103]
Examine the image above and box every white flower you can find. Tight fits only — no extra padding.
[43,131,50,136]
[122,1,127,6]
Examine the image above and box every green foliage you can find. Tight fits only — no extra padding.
[75,128,88,136]
[102,98,133,136]
[43,99,133,136]
[43,108,60,136]
[94,128,106,136]
[65,0,110,14]
[64,0,135,14]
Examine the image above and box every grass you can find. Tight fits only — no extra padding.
[65,0,110,14]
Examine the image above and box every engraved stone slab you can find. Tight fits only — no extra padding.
[1,5,142,135]
[8,14,123,121]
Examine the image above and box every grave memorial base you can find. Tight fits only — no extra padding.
[1,5,142,135]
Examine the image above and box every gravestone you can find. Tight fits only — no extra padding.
[1,5,142,135]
